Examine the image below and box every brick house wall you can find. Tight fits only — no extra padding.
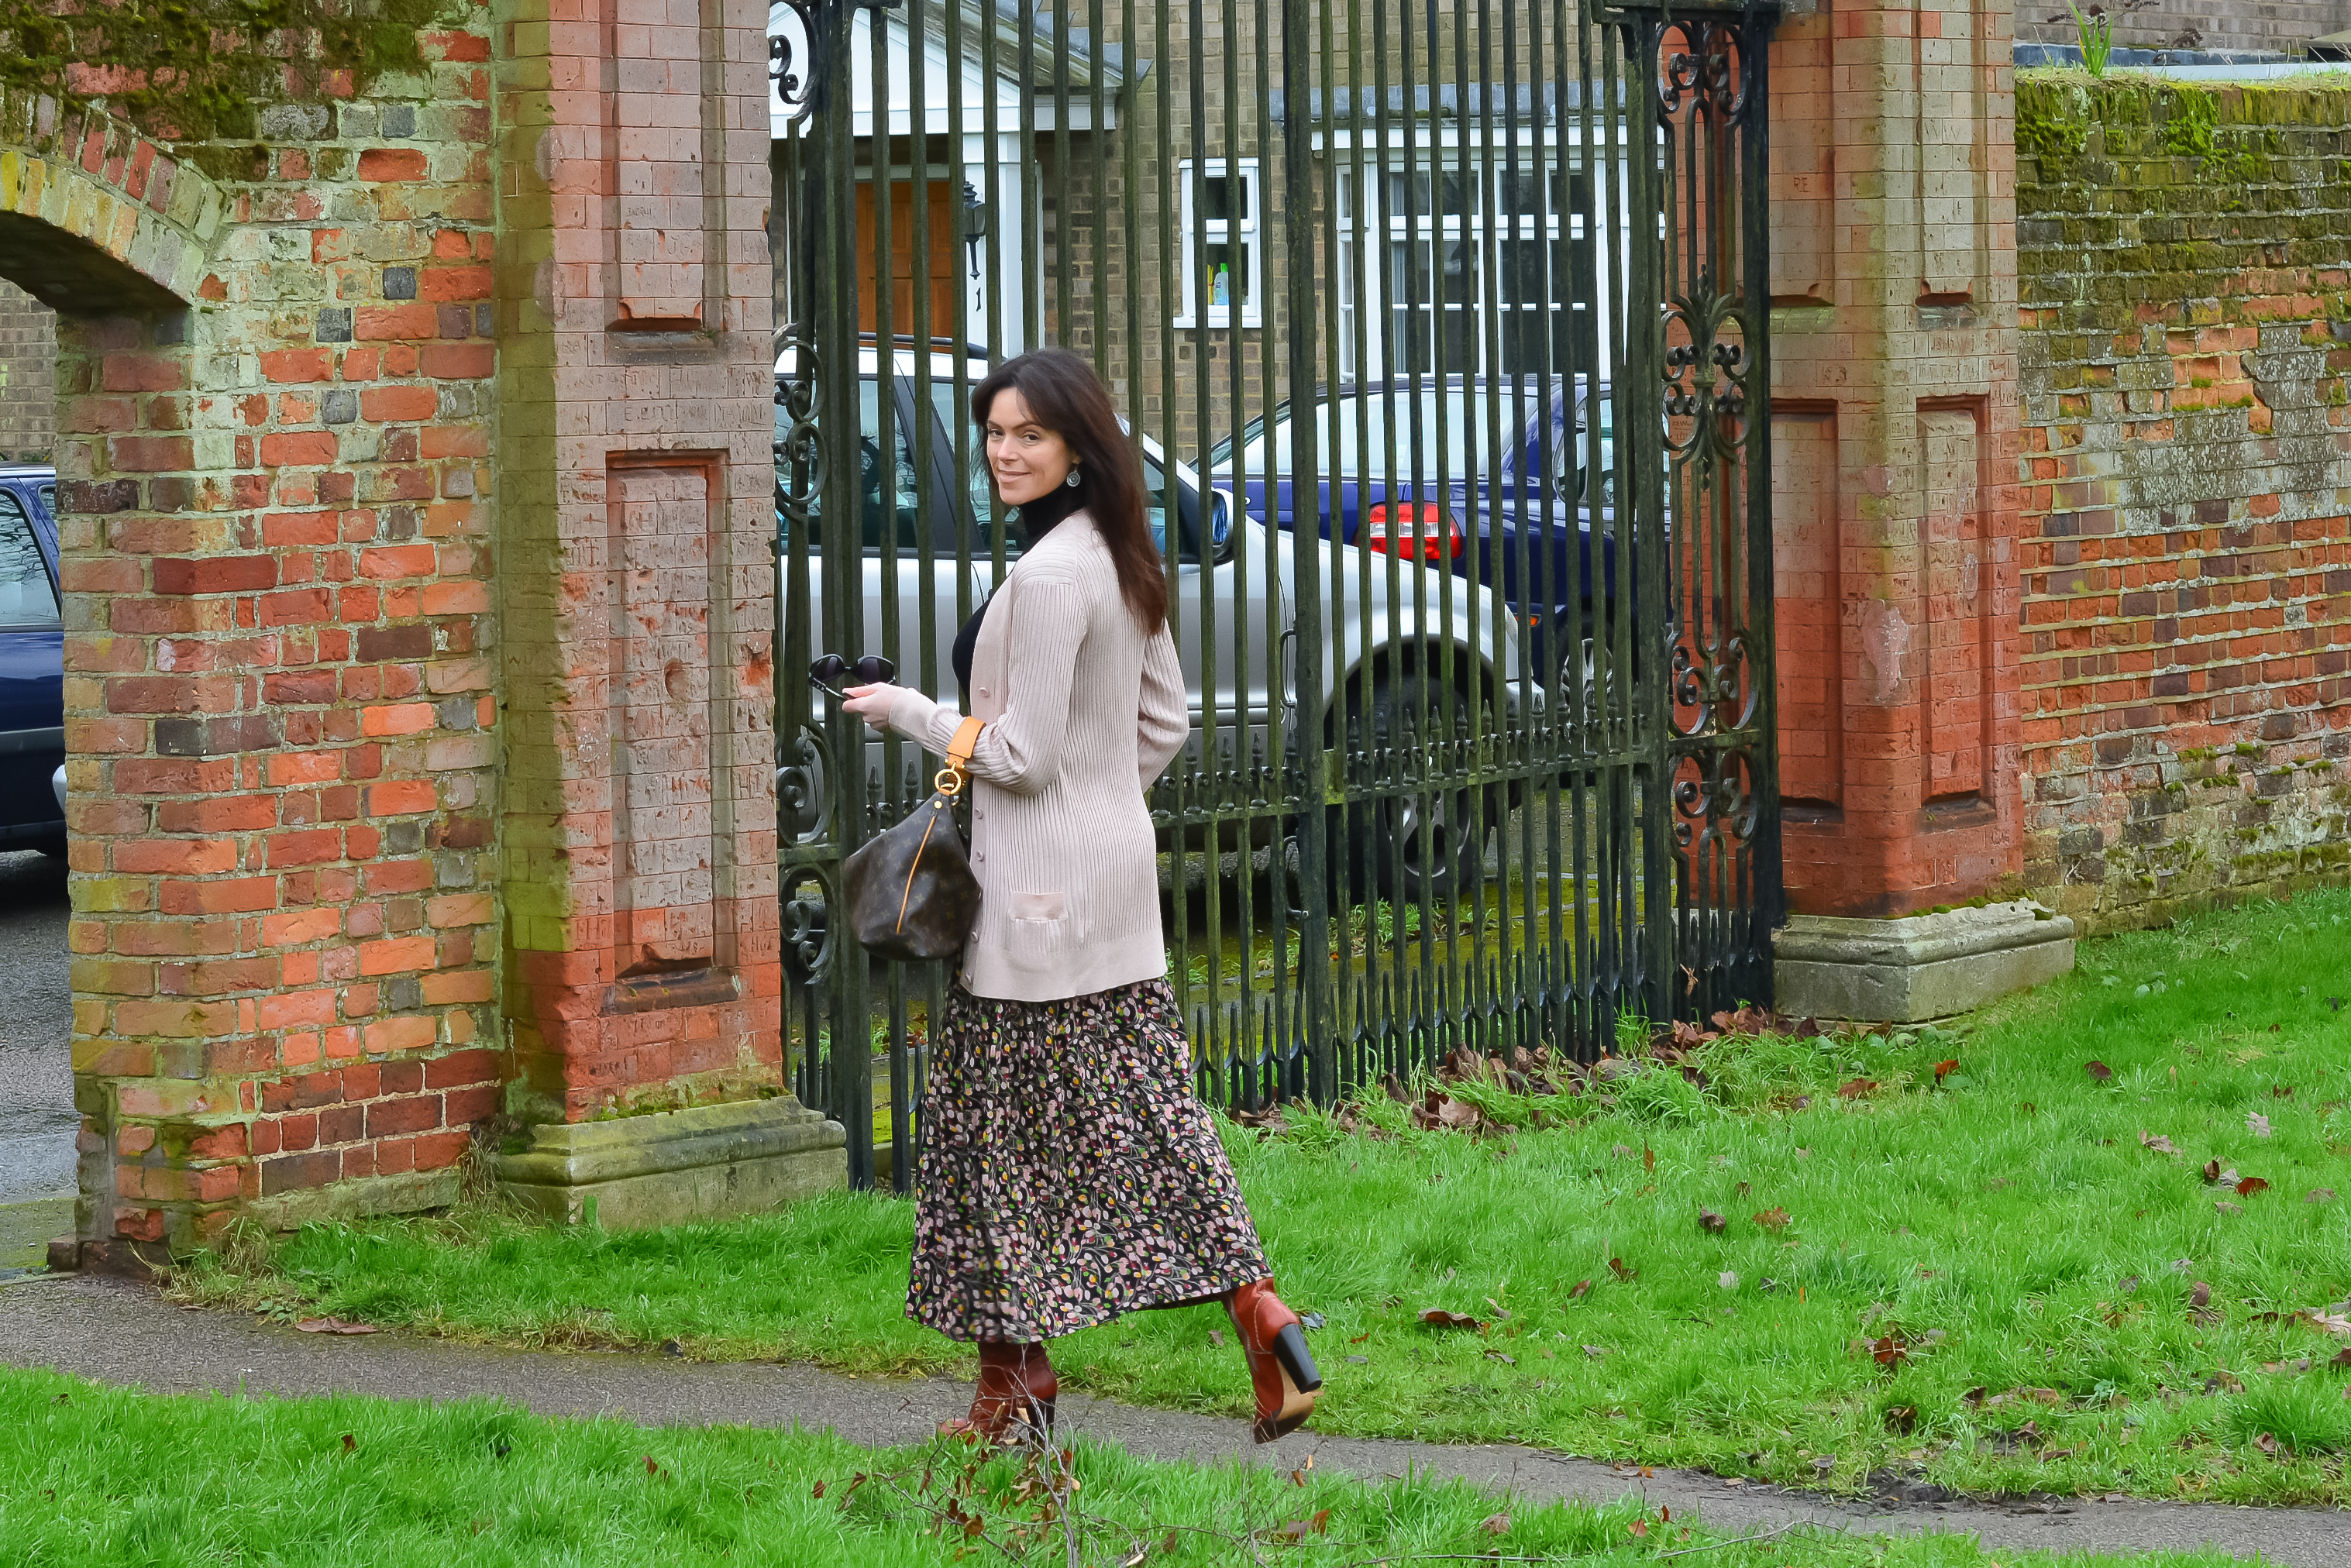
[2014,1,2351,56]
[0,280,56,462]
[2015,74,2351,931]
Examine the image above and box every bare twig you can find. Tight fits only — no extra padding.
[1656,1519,1813,1558]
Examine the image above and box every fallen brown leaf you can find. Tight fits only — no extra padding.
[2191,1281,2212,1308]
[295,1317,379,1336]
[1609,1257,1637,1282]
[2139,1131,2180,1156]
[1885,1404,1918,1434]
[1418,1308,1485,1332]
[1479,1511,1511,1535]
[1753,1206,1791,1231]
[1567,1278,1592,1300]
[1933,1059,1960,1083]
[1699,1209,1726,1235]
[2236,1177,2271,1198]
[1836,1078,1877,1099]
[2084,1061,2113,1081]
[1261,1510,1331,1542]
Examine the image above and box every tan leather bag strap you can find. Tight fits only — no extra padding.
[935,715,985,796]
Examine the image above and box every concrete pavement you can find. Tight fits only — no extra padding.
[1,1274,2342,1564]
[0,847,72,1275]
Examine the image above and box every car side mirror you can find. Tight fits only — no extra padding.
[1210,489,1236,564]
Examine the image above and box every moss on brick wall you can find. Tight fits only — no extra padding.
[2015,70,2351,934]
[0,0,449,148]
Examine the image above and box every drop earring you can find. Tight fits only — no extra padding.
[1064,466,1081,489]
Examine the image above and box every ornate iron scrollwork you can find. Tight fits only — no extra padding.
[1654,19,1754,125]
[781,864,836,983]
[773,325,824,527]
[1661,264,1752,473]
[769,2,821,123]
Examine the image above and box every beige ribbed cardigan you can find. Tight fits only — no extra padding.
[885,511,1186,1002]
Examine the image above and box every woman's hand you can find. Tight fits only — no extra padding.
[840,682,901,733]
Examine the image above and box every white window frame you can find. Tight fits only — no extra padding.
[1335,153,1616,381]
[1172,158,1264,330]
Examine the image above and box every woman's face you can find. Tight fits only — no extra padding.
[983,387,1077,507]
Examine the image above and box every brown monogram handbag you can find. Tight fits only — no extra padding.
[841,716,986,963]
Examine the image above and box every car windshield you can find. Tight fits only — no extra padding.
[1218,389,1515,483]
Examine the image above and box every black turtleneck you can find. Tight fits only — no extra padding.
[952,481,1086,704]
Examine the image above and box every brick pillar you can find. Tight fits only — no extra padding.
[491,0,837,1222]
[1765,0,2070,1016]
[36,33,507,1264]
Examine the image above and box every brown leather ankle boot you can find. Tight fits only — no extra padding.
[1227,1279,1322,1443]
[938,1339,1057,1445]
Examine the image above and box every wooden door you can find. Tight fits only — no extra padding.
[855,182,959,340]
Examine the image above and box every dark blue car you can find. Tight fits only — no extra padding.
[1208,377,1617,680]
[0,466,64,854]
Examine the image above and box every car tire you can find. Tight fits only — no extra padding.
[1330,673,1490,908]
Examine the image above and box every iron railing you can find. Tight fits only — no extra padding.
[770,0,1781,1189]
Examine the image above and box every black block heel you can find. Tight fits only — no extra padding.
[1273,1322,1324,1392]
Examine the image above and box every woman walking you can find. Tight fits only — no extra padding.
[841,348,1320,1447]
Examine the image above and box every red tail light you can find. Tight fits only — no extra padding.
[1362,502,1462,562]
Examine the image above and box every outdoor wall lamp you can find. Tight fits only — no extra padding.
[962,184,988,279]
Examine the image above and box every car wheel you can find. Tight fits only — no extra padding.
[1331,674,1490,908]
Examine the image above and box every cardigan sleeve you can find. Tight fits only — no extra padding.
[1136,624,1187,789]
[887,568,1086,797]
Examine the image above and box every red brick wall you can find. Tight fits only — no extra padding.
[2016,77,2351,932]
[56,20,504,1249]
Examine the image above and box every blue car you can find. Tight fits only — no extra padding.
[0,466,64,854]
[1208,377,1618,680]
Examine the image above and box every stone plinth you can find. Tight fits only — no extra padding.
[496,1096,845,1230]
[1774,900,2075,1023]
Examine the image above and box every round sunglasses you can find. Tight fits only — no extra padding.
[808,653,897,700]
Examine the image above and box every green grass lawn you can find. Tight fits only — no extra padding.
[0,1365,2277,1567]
[170,888,2351,1507]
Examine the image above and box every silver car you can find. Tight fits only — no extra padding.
[775,342,1537,899]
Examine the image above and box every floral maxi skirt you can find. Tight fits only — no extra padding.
[907,977,1270,1343]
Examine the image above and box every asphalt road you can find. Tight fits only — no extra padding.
[0,847,74,1208]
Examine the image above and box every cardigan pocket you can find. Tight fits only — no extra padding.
[1007,890,1069,963]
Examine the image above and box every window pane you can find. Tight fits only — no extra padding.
[0,493,58,631]
[1499,170,1554,218]
[784,380,928,551]
[1144,452,1202,564]
[1385,170,1475,221]
[1201,171,1250,224]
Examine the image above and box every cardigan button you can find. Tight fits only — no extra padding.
[978,686,990,697]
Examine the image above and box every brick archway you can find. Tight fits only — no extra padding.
[0,88,225,314]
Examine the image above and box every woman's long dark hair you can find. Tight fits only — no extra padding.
[972,349,1167,631]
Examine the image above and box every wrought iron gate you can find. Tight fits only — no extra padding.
[770,0,1781,1188]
